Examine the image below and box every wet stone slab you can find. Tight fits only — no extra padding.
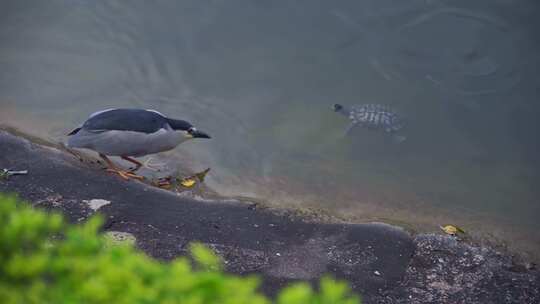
[0,129,539,303]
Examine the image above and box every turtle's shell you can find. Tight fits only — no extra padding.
[348,104,403,133]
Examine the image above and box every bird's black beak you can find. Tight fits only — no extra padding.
[191,130,211,139]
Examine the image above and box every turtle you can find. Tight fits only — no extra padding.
[332,103,406,142]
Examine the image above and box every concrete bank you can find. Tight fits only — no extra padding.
[0,129,538,303]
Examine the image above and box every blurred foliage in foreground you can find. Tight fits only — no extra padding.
[0,194,360,304]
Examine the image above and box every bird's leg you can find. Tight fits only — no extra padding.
[121,156,143,172]
[99,154,144,180]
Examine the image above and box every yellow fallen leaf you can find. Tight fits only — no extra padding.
[440,225,465,235]
[180,178,197,188]
[178,168,211,188]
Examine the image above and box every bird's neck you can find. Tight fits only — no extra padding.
[156,129,191,151]
[169,131,191,145]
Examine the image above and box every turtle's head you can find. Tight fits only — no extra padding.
[332,104,351,118]
[332,104,343,112]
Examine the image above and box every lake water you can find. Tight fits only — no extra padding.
[1,0,539,259]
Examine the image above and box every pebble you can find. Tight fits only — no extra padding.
[84,199,111,211]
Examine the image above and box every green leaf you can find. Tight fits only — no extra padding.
[0,193,361,304]
[189,242,222,271]
[277,283,314,304]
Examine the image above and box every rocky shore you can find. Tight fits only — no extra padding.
[1,128,538,303]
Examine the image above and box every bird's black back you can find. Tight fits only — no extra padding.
[82,109,169,134]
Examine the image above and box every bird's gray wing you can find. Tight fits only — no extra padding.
[81,109,168,134]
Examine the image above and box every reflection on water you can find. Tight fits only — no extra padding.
[1,0,539,258]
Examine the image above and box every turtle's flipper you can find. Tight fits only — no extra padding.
[391,134,407,143]
[343,122,358,137]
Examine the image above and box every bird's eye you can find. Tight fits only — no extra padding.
[188,127,196,134]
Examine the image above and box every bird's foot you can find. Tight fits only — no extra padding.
[105,168,145,181]
[127,166,141,173]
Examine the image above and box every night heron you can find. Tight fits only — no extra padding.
[67,108,210,180]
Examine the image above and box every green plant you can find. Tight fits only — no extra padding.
[0,194,360,304]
